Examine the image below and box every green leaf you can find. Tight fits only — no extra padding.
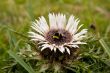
[8,50,36,73]
[99,39,110,58]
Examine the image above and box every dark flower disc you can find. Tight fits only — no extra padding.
[45,29,72,45]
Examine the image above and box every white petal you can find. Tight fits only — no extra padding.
[72,41,87,45]
[65,47,70,55]
[49,13,57,29]
[31,22,44,35]
[28,32,45,41]
[58,46,65,53]
[73,35,86,41]
[30,39,42,41]
[66,15,75,30]
[41,44,49,51]
[70,19,80,34]
[41,44,54,51]
[56,13,66,29]
[72,45,79,48]
[38,41,48,45]
[68,44,79,48]
[74,29,87,37]
[54,47,57,52]
[72,24,84,35]
[77,24,84,31]
[41,46,47,51]
[38,16,49,32]
[66,15,80,34]
[35,18,47,33]
[49,44,54,51]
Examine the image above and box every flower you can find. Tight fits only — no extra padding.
[28,13,87,55]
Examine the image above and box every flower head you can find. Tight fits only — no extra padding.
[29,13,87,55]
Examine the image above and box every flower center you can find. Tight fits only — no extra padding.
[53,32,63,40]
[45,29,72,45]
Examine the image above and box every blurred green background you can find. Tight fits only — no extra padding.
[0,0,110,73]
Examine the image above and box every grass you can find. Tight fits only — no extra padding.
[8,50,36,73]
[0,0,110,73]
[99,39,110,58]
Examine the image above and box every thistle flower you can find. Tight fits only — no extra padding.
[28,13,87,55]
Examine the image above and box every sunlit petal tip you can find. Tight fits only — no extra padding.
[59,46,65,53]
[54,48,57,52]
[66,48,70,55]
[41,47,46,51]
[72,45,79,48]
[50,48,53,51]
